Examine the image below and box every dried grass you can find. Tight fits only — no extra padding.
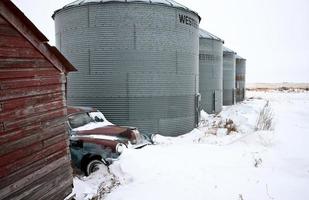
[255,101,274,131]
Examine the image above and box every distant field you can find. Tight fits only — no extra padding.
[247,83,309,91]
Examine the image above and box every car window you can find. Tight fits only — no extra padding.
[68,113,94,129]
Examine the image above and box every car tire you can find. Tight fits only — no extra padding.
[85,159,108,176]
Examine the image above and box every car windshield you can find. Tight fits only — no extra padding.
[68,113,94,129]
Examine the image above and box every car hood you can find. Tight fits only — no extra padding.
[75,125,135,140]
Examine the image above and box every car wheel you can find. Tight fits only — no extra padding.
[85,159,108,176]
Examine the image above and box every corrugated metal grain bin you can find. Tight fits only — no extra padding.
[223,46,236,105]
[53,0,201,136]
[0,1,76,199]
[235,55,246,102]
[199,29,224,114]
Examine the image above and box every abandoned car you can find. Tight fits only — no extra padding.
[67,106,151,175]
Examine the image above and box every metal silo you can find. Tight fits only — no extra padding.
[53,0,201,136]
[223,46,236,105]
[199,29,224,114]
[235,55,246,102]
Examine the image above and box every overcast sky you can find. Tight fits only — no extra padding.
[12,0,309,83]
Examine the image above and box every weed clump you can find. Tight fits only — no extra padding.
[255,101,274,131]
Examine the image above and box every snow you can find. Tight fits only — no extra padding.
[153,97,267,146]
[72,91,309,200]
[71,134,121,141]
[72,165,118,200]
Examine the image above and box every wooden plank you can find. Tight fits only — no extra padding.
[0,16,8,25]
[50,185,73,200]
[0,100,65,122]
[2,160,72,200]
[59,186,74,200]
[0,124,39,146]
[0,35,32,48]
[0,122,4,133]
[0,111,66,138]
[24,168,72,200]
[0,148,69,189]
[6,184,42,200]
[0,125,67,159]
[3,107,66,133]
[0,142,68,188]
[63,192,76,200]
[0,84,64,102]
[43,132,67,147]
[0,24,20,36]
[0,117,65,146]
[0,142,43,168]
[0,156,70,199]
[0,92,63,113]
[0,76,65,90]
[0,58,53,69]
[40,177,73,200]
[0,122,66,158]
[0,68,58,79]
[0,46,43,58]
[37,110,68,129]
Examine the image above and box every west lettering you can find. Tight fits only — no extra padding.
[179,14,186,23]
[179,14,198,29]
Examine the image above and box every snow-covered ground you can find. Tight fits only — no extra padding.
[73,91,309,200]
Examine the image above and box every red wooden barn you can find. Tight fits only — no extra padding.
[0,0,77,199]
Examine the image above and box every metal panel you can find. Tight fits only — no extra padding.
[236,57,246,102]
[54,2,200,136]
[199,37,223,113]
[223,51,236,105]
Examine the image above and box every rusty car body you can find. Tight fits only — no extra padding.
[67,106,151,175]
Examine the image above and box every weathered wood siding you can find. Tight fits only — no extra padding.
[0,15,73,200]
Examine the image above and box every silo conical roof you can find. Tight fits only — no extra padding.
[54,0,200,21]
[235,54,246,60]
[199,28,224,43]
[223,46,236,54]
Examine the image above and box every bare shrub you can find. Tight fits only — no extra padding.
[198,117,208,127]
[279,86,289,91]
[254,158,263,168]
[224,119,237,134]
[96,174,120,200]
[206,118,237,135]
[255,101,274,131]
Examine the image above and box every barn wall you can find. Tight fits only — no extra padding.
[0,15,72,200]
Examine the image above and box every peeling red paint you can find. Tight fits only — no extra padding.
[0,1,76,198]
